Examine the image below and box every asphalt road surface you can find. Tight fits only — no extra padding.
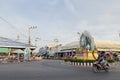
[0,60,120,80]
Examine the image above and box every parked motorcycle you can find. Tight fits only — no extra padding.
[92,61,110,72]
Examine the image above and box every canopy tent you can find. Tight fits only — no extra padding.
[11,49,24,54]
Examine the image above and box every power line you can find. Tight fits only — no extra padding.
[0,16,17,29]
[0,16,27,38]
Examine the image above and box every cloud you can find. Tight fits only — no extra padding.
[97,13,120,25]
[75,14,120,41]
[1,0,120,47]
[63,0,78,15]
[47,0,59,5]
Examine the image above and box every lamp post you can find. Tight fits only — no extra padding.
[35,37,41,47]
[119,32,120,38]
[77,32,81,49]
[54,38,58,59]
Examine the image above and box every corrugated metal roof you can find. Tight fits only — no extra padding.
[0,37,14,42]
[0,37,36,49]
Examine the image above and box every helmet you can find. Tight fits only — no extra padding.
[100,51,106,56]
[101,51,105,54]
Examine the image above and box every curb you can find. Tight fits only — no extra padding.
[65,62,119,67]
[65,62,93,67]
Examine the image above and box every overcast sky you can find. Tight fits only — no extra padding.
[0,0,120,47]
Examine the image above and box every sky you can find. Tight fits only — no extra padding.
[0,0,120,47]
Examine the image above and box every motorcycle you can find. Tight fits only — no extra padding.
[92,61,110,72]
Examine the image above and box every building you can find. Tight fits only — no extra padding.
[0,37,36,57]
[57,31,120,60]
[61,40,120,52]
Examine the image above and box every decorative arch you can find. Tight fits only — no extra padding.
[80,31,97,59]
[80,31,94,51]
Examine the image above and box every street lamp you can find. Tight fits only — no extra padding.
[54,38,58,45]
[119,32,120,37]
[28,26,37,45]
[35,37,41,47]
[77,32,81,49]
[54,38,59,59]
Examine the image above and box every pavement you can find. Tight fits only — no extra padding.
[0,60,120,80]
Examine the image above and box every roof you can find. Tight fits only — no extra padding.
[0,37,36,49]
[61,40,120,51]
[95,40,120,51]
[61,41,79,50]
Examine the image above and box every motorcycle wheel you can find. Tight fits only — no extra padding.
[92,65,99,72]
[104,66,110,72]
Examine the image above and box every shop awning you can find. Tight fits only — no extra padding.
[0,48,9,53]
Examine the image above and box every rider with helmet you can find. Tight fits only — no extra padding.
[95,51,107,68]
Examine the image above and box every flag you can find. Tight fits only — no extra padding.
[72,51,74,56]
[109,51,113,58]
[65,52,68,58]
[80,51,83,56]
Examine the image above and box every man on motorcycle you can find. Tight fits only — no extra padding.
[93,51,110,72]
[95,51,108,68]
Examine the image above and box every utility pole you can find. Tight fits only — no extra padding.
[28,26,37,45]
[28,26,37,60]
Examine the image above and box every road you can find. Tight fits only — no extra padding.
[0,60,120,80]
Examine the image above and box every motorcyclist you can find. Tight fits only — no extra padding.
[95,51,108,68]
[113,53,119,61]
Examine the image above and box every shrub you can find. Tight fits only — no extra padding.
[64,58,95,63]
[85,59,94,63]
[64,58,71,62]
[107,59,115,63]
[64,58,115,63]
